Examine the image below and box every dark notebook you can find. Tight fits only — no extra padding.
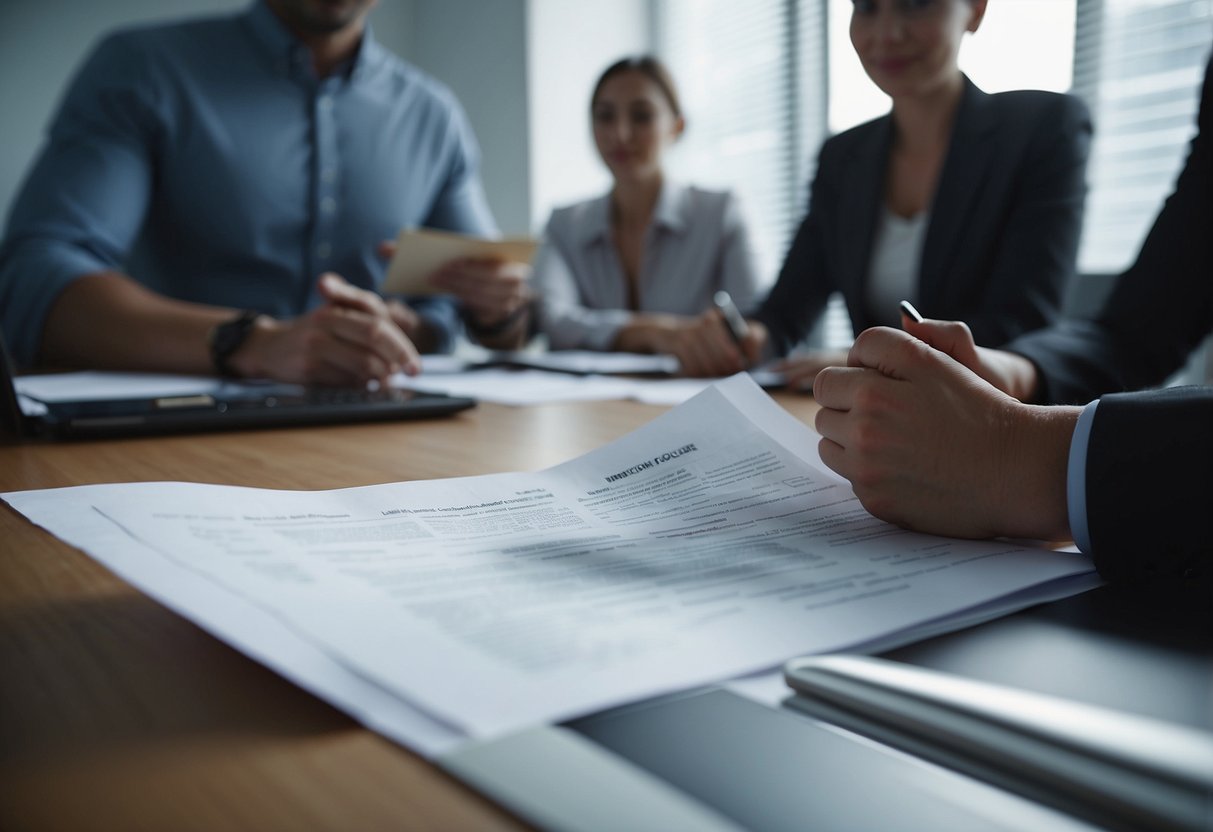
[1,328,475,439]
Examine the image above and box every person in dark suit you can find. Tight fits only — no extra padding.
[674,0,1091,381]
[811,57,1213,601]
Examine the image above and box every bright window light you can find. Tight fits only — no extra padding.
[828,0,1077,133]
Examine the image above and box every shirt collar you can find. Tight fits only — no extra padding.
[578,194,614,246]
[577,181,692,247]
[651,181,691,234]
[243,1,385,83]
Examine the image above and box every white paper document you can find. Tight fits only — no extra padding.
[482,350,680,376]
[3,486,465,756]
[383,228,538,296]
[4,375,1096,748]
[395,365,785,407]
[398,367,640,406]
[15,371,225,403]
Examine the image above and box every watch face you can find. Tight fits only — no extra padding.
[215,318,248,352]
[211,311,259,375]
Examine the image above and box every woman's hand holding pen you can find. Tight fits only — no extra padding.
[668,310,767,377]
[612,310,766,376]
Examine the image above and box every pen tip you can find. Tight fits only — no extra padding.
[899,300,924,324]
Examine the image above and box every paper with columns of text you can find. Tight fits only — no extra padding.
[3,375,1096,747]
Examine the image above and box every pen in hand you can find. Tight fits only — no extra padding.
[713,290,751,368]
[899,300,924,324]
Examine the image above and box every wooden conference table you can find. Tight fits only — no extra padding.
[0,393,820,831]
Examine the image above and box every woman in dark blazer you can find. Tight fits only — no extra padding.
[679,0,1091,382]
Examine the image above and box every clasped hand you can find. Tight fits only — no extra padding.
[812,317,1071,542]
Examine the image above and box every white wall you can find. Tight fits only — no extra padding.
[401,0,532,234]
[526,0,649,230]
[399,0,651,233]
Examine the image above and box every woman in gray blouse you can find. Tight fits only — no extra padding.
[531,57,761,363]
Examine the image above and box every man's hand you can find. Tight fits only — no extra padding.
[230,273,420,385]
[812,326,1077,542]
[383,296,440,353]
[378,239,532,348]
[899,312,1040,402]
[428,257,533,331]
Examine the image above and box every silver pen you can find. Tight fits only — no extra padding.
[899,300,924,324]
[714,290,750,345]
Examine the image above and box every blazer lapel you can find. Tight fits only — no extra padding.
[837,118,892,316]
[919,77,998,307]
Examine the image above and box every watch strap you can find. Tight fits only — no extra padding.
[209,310,261,377]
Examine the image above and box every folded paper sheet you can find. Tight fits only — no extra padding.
[3,375,1096,753]
[383,227,538,295]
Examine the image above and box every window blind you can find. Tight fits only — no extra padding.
[655,1,827,293]
[1073,0,1213,273]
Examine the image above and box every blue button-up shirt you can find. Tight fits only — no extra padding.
[0,2,497,366]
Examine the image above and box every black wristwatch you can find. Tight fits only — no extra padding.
[208,310,261,377]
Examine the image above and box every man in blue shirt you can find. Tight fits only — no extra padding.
[810,60,1213,601]
[0,0,531,384]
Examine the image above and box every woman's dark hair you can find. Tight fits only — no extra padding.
[590,56,684,120]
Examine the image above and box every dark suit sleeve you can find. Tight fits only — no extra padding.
[1084,387,1212,600]
[751,142,842,357]
[963,95,1091,347]
[1008,63,1213,405]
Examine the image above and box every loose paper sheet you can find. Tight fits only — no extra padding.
[15,371,225,403]
[394,367,786,406]
[480,350,679,376]
[4,483,465,756]
[4,376,1095,747]
[383,228,538,295]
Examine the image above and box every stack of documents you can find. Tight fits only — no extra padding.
[2,376,1098,757]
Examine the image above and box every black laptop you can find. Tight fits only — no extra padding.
[1,328,475,439]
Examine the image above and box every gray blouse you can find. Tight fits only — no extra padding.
[532,183,761,350]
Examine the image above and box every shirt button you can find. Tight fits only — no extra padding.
[320,197,337,215]
[321,168,338,184]
[318,95,334,111]
[317,242,332,259]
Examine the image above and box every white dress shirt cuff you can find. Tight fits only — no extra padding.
[1066,399,1100,554]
